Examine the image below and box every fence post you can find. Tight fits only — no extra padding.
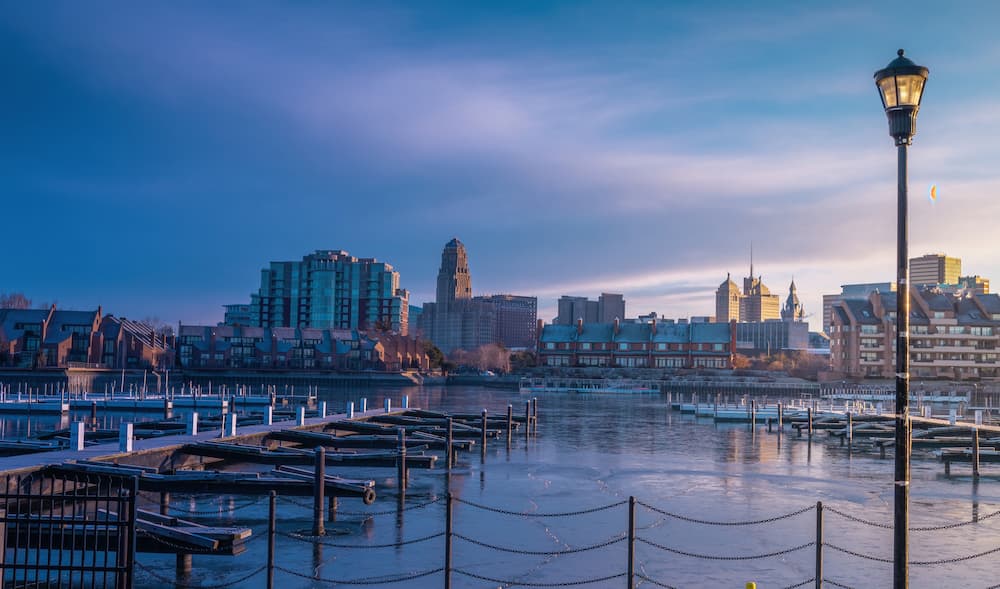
[815,501,823,589]
[313,447,325,536]
[445,492,453,589]
[267,491,276,589]
[506,404,513,450]
[446,417,454,471]
[398,428,408,490]
[627,496,636,589]
[525,401,531,441]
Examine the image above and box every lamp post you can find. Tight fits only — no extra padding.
[874,49,929,589]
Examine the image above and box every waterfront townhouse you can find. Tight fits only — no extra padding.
[0,306,172,369]
[830,289,1000,379]
[537,319,735,369]
[176,325,428,372]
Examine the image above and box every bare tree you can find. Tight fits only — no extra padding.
[140,316,175,337]
[0,293,32,309]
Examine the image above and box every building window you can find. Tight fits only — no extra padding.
[545,342,555,350]
[618,343,628,351]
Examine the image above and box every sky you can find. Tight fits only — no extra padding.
[3,1,1000,331]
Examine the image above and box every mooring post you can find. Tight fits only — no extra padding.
[297,406,306,426]
[807,407,814,439]
[532,397,538,433]
[176,554,192,578]
[778,402,783,430]
[973,428,981,479]
[480,409,488,461]
[384,398,392,413]
[318,401,327,419]
[328,495,338,522]
[444,492,453,589]
[750,399,757,431]
[313,446,325,536]
[186,412,198,436]
[70,421,85,451]
[119,422,133,453]
[360,397,368,413]
[525,401,531,441]
[506,404,513,450]
[627,495,636,589]
[226,413,237,437]
[815,501,823,589]
[159,492,170,516]
[163,398,172,420]
[265,405,273,426]
[267,491,276,589]
[90,401,97,422]
[346,401,354,420]
[848,412,854,448]
[402,395,409,409]
[398,428,408,490]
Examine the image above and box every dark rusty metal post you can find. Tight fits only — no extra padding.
[627,496,636,589]
[816,501,823,589]
[313,446,325,536]
[445,492,453,589]
[778,402,783,430]
[267,491,276,589]
[808,407,814,439]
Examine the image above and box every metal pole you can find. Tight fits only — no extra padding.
[480,409,487,462]
[446,417,454,471]
[444,492,453,589]
[398,428,407,491]
[627,496,636,589]
[506,404,513,450]
[893,142,910,589]
[816,501,823,589]
[267,491,276,589]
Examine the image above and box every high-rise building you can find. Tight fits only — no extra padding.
[714,257,780,324]
[909,253,961,286]
[436,238,472,310]
[715,274,741,322]
[248,250,410,334]
[418,239,537,353]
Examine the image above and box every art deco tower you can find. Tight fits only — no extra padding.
[435,238,472,311]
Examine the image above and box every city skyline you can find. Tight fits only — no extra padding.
[4,2,1000,331]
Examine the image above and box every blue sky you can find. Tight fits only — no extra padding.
[3,2,1000,330]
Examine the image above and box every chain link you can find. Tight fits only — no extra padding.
[825,543,894,563]
[826,505,1000,531]
[274,564,443,585]
[452,531,625,556]
[635,573,678,589]
[135,561,265,589]
[453,497,627,517]
[781,578,816,589]
[453,568,627,587]
[277,494,441,515]
[636,537,814,560]
[277,529,444,548]
[637,500,814,526]
[909,543,1000,565]
[822,578,856,589]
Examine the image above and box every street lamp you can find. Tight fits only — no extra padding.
[874,48,929,589]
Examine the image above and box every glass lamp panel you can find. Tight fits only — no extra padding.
[878,77,898,108]
[896,75,925,106]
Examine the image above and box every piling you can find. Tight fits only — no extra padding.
[186,413,199,436]
[297,407,306,426]
[226,414,237,437]
[119,422,133,453]
[446,417,454,471]
[176,554,192,577]
[532,397,538,433]
[70,422,85,452]
[480,409,488,461]
[398,429,408,490]
[346,402,354,420]
[807,407,814,439]
[90,401,97,422]
[815,502,823,589]
[506,404,513,450]
[159,492,170,516]
[360,398,368,413]
[847,412,854,448]
[973,428,981,479]
[163,398,172,419]
[313,447,325,536]
[384,398,392,413]
[328,495,338,522]
[318,401,327,419]
[525,401,531,441]
[265,406,273,426]
[402,395,409,409]
[778,403,783,430]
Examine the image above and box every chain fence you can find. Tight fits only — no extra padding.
[135,561,266,589]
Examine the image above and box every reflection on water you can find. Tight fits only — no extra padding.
[11,385,998,588]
